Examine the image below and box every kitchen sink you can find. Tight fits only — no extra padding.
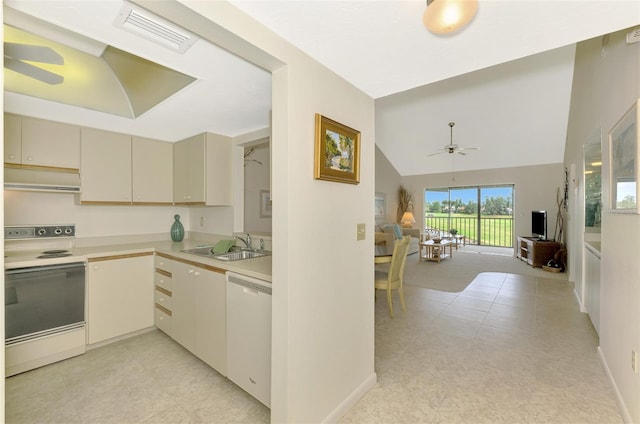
[180,246,268,261]
[213,250,267,261]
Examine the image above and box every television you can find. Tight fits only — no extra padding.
[532,210,547,240]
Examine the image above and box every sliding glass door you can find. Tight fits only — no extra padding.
[424,185,514,247]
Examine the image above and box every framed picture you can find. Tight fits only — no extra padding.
[609,99,639,214]
[260,190,272,218]
[314,113,361,184]
[375,193,386,218]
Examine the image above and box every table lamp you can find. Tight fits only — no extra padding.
[400,211,415,228]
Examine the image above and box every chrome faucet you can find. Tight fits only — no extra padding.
[234,233,253,251]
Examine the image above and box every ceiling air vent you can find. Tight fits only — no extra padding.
[114,2,198,53]
[627,26,640,44]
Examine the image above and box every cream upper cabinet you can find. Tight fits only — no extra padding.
[4,114,80,170]
[132,136,173,204]
[174,132,232,206]
[174,135,205,204]
[4,114,21,165]
[80,127,132,204]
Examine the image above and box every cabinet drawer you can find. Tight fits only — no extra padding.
[155,273,173,291]
[154,255,173,274]
[155,304,172,334]
[155,286,173,309]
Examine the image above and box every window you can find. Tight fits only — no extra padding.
[424,185,514,247]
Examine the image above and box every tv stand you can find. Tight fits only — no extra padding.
[517,237,562,268]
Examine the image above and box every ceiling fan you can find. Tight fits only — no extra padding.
[428,122,478,156]
[4,42,64,85]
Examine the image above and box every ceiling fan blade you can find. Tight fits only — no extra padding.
[428,150,444,157]
[4,57,64,85]
[4,42,64,65]
[457,151,466,155]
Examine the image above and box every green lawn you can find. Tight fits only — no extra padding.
[424,213,513,247]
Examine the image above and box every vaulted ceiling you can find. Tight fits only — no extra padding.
[4,1,639,176]
[230,0,640,175]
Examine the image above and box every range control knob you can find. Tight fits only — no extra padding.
[37,228,47,236]
[64,227,73,235]
[54,228,63,235]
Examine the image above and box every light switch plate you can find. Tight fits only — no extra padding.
[356,223,366,241]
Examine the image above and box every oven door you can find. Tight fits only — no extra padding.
[5,262,86,344]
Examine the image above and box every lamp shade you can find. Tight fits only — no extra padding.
[423,0,478,35]
[401,212,416,227]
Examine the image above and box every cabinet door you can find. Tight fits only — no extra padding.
[171,261,197,352]
[204,133,232,206]
[4,114,22,165]
[80,127,132,203]
[173,135,205,204]
[132,136,173,204]
[88,254,154,344]
[194,268,227,375]
[22,116,80,170]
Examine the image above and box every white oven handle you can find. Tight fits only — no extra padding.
[5,262,86,275]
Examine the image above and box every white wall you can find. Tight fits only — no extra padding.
[401,163,564,249]
[375,145,401,224]
[244,142,272,234]
[4,190,191,238]
[157,1,377,422]
[565,27,640,423]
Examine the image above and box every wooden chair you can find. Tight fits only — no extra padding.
[375,235,411,318]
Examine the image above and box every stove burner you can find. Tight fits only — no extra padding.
[37,249,72,259]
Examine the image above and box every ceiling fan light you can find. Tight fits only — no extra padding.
[423,0,478,35]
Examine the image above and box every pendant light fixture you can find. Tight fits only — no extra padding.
[423,0,479,35]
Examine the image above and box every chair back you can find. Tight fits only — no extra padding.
[388,236,411,283]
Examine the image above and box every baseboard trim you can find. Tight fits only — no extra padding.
[597,346,632,423]
[321,372,377,424]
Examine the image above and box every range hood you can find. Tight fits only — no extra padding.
[4,168,80,193]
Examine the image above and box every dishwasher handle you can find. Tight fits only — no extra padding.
[226,273,271,295]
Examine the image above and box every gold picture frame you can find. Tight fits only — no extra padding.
[609,99,639,214]
[314,114,360,184]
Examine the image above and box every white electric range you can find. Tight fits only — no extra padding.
[4,225,87,376]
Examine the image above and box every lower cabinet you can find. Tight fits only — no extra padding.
[87,253,154,344]
[156,254,227,375]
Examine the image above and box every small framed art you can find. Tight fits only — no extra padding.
[314,114,360,184]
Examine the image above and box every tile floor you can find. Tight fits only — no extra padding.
[6,272,623,423]
[342,272,623,424]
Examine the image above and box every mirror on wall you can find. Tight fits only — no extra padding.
[584,137,602,231]
[243,142,272,234]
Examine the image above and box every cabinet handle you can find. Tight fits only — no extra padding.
[27,156,33,161]
[8,154,15,159]
[93,265,100,270]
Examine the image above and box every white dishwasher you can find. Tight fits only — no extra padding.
[226,272,272,408]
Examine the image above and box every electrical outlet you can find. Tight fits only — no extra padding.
[356,223,366,241]
[633,350,638,373]
[200,217,204,227]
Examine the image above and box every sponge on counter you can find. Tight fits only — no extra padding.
[212,239,235,254]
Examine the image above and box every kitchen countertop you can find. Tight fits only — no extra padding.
[8,239,272,282]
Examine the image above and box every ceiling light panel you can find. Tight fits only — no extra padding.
[114,2,198,53]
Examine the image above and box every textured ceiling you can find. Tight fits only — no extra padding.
[230,0,640,175]
[3,0,639,177]
[3,0,272,141]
